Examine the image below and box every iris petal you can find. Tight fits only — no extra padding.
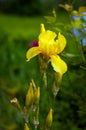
[40,24,45,33]
[26,47,40,61]
[38,30,57,56]
[50,55,67,76]
[57,33,66,54]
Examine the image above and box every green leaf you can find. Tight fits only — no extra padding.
[44,16,56,23]
[62,33,85,65]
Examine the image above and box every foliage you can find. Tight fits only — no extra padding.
[0,0,43,15]
[0,1,86,130]
[0,0,86,16]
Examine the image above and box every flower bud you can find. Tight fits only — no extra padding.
[25,82,34,107]
[52,81,60,97]
[31,79,36,90]
[59,4,73,12]
[34,87,40,103]
[46,108,53,128]
[10,97,21,111]
[24,123,30,130]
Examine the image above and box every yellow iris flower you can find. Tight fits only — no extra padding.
[26,24,67,77]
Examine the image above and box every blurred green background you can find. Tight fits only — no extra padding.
[0,0,86,130]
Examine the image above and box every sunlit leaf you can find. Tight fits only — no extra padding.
[44,16,56,23]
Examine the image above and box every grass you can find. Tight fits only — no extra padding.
[0,14,45,40]
[0,12,69,40]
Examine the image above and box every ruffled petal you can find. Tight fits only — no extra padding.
[57,33,66,54]
[50,55,67,76]
[38,30,57,55]
[26,47,40,61]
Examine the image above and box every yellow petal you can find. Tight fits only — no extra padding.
[26,47,40,61]
[40,23,45,33]
[50,55,67,76]
[57,33,66,54]
[39,30,56,43]
[38,30,57,55]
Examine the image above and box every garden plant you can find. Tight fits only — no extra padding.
[0,1,86,130]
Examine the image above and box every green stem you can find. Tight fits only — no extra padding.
[43,71,47,88]
[33,106,39,130]
[22,107,29,123]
